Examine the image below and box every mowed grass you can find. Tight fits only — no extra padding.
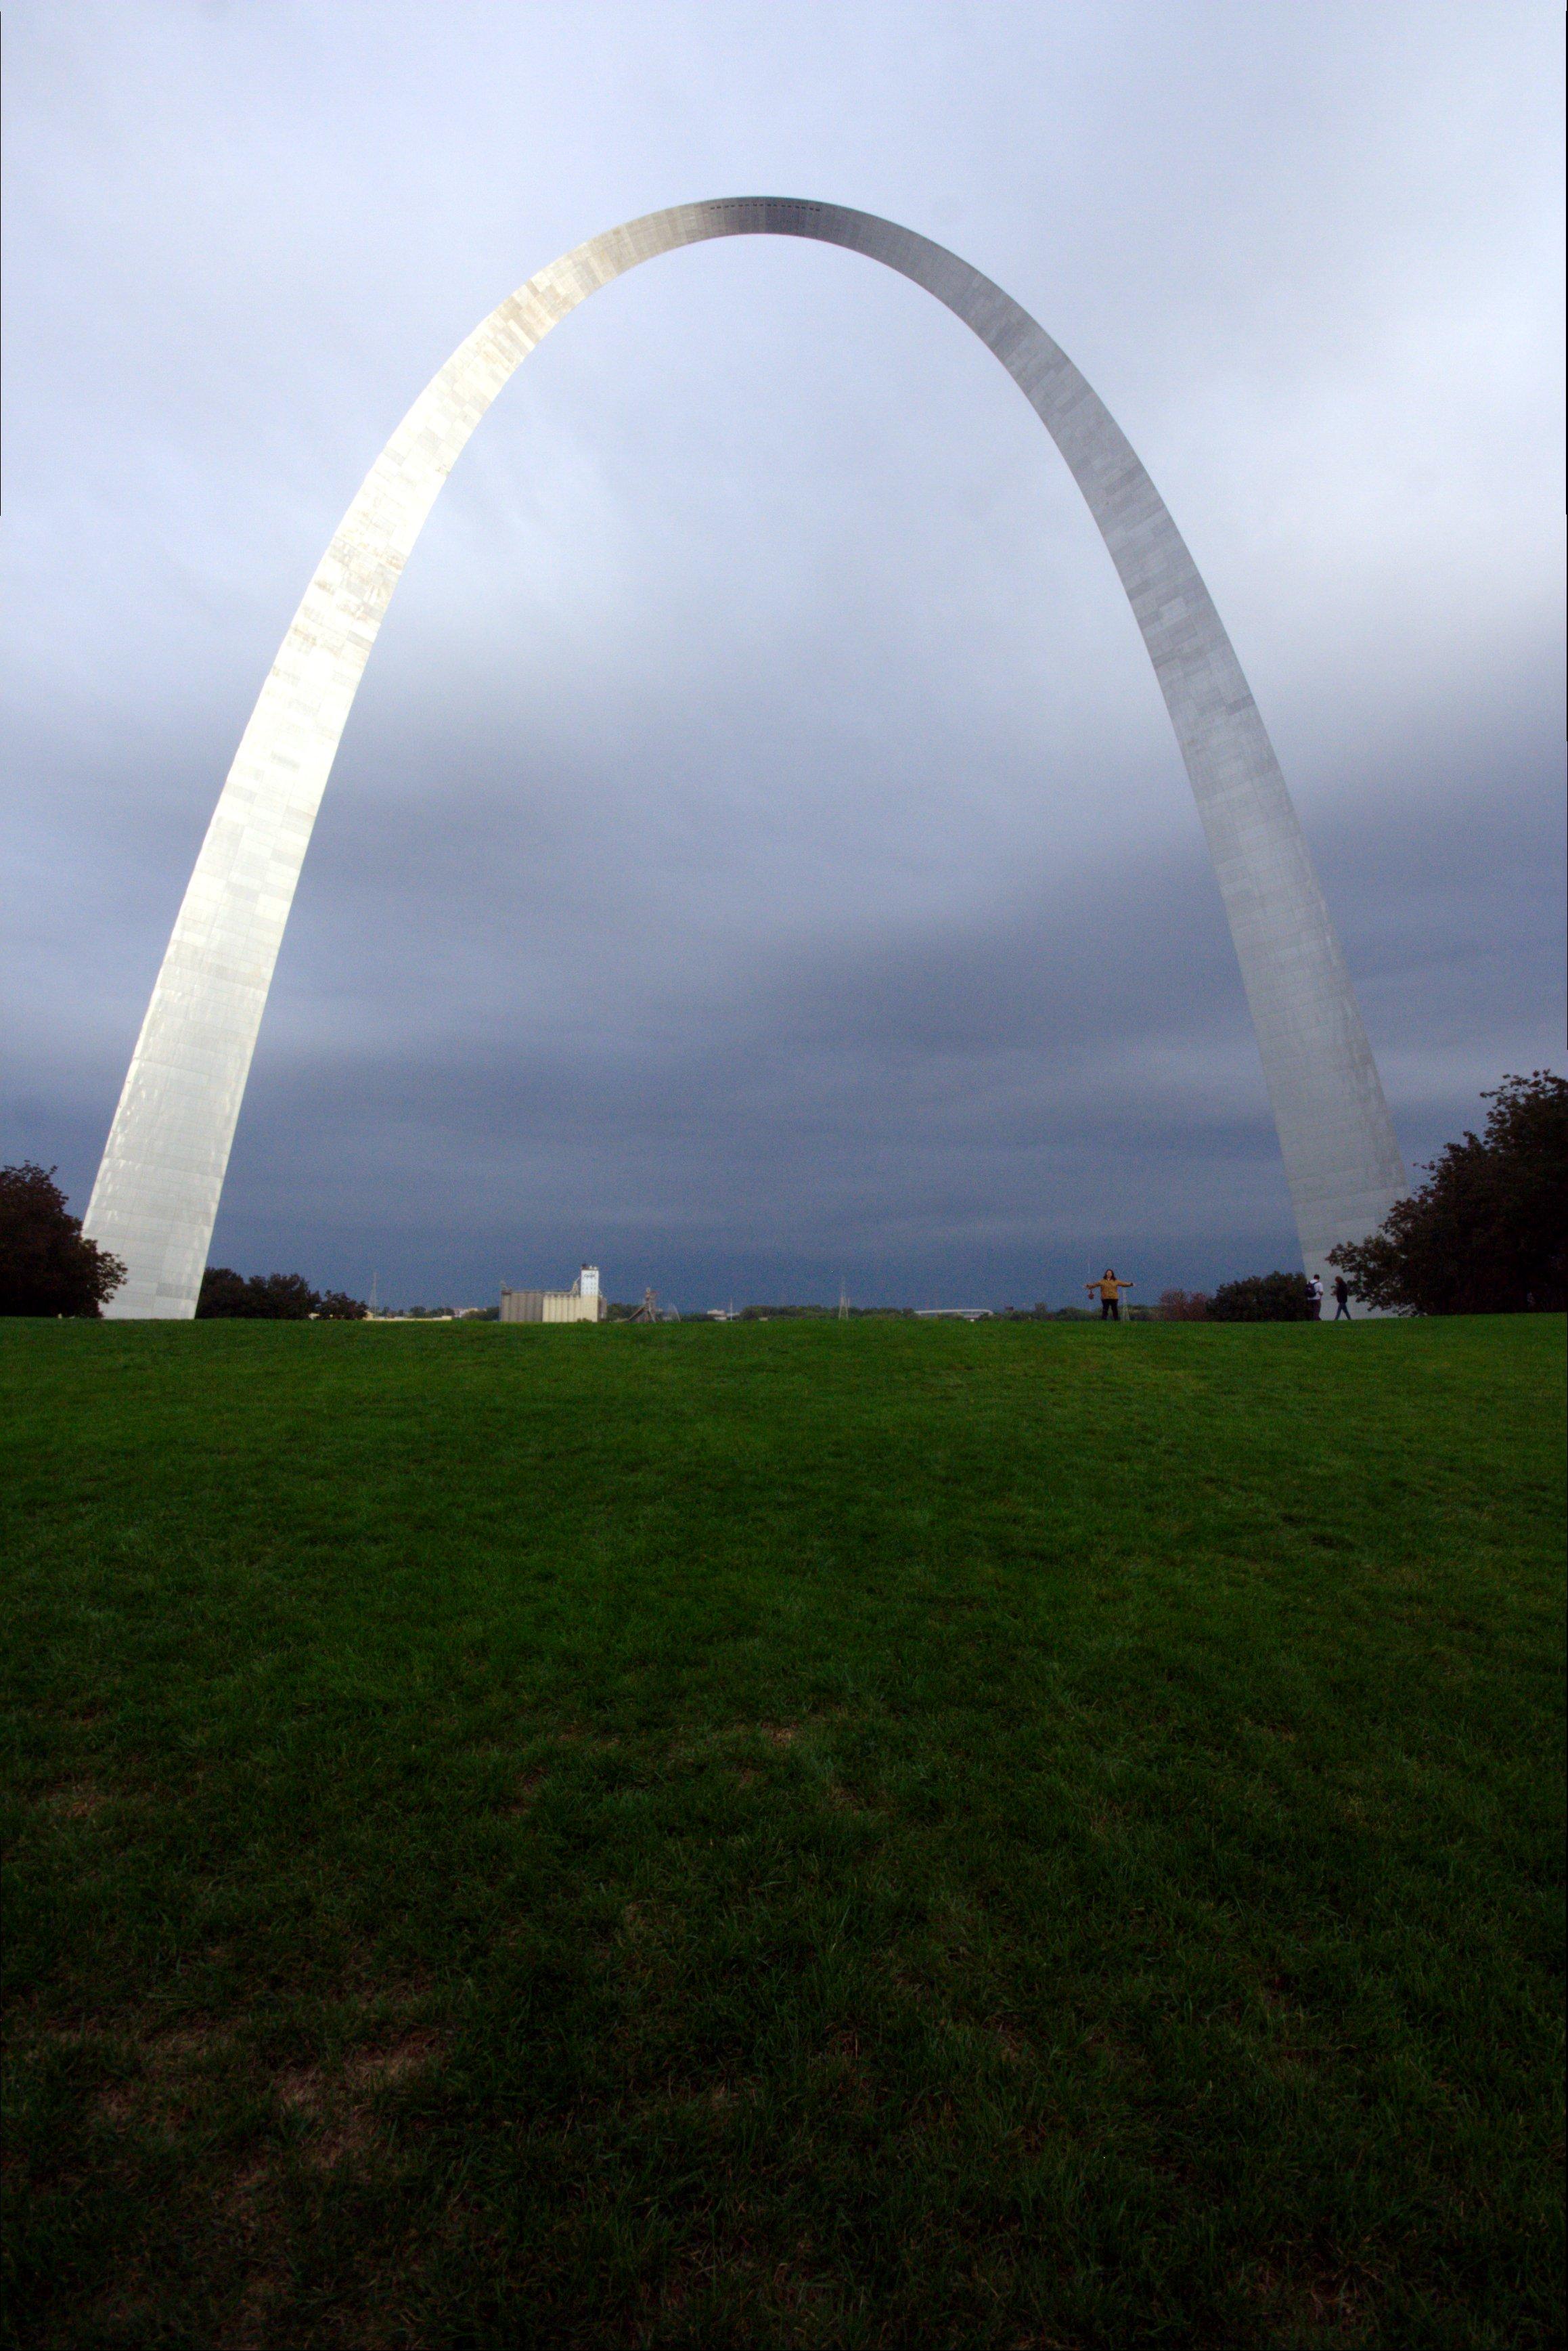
[1,1315,1562,2350]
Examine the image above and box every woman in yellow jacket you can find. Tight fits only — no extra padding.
[1087,1269,1133,1321]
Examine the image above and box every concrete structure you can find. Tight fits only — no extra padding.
[83,199,1406,1317]
[500,1265,604,1324]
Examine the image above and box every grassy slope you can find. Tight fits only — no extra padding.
[1,1315,1562,2350]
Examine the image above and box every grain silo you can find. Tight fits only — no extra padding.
[499,1265,605,1323]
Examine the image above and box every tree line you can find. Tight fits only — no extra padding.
[0,1168,370,1319]
[194,1269,368,1319]
[1156,1272,1318,1322]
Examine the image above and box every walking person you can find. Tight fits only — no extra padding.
[1307,1275,1324,1320]
[1087,1268,1132,1321]
[1332,1275,1352,1321]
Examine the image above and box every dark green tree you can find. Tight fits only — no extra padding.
[250,1274,321,1319]
[1328,1071,1567,1315]
[195,1267,254,1317]
[0,1163,126,1317]
[315,1290,369,1321]
[1208,1271,1314,1323]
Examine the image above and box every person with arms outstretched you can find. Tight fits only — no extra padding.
[1088,1269,1132,1321]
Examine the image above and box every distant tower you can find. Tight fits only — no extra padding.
[838,1279,849,1321]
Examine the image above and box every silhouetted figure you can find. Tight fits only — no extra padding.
[1088,1268,1132,1322]
[1332,1275,1352,1321]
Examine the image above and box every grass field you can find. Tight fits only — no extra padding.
[2,1313,1563,2349]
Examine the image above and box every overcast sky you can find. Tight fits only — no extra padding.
[3,1,1562,1309]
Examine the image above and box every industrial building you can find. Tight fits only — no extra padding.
[499,1265,605,1324]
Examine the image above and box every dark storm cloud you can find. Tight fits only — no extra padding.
[3,1,1562,1306]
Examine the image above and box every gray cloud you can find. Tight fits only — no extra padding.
[3,0,1562,1308]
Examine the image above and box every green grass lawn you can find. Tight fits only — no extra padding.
[2,1313,1562,2349]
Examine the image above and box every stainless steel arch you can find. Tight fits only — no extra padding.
[85,198,1406,1316]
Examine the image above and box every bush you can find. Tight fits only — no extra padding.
[1329,1072,1567,1316]
[1208,1271,1314,1323]
[1157,1289,1210,1321]
[0,1164,125,1317]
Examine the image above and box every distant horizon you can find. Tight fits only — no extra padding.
[192,1233,1322,1321]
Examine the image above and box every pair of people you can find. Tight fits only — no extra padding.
[1307,1275,1353,1320]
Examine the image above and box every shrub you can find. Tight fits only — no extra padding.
[1157,1289,1210,1321]
[1208,1271,1314,1323]
[0,1163,125,1317]
[1328,1071,1567,1315]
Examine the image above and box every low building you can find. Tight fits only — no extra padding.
[499,1265,605,1324]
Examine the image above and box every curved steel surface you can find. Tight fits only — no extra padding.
[85,198,1406,1315]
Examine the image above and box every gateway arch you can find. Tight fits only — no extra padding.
[85,198,1406,1317]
